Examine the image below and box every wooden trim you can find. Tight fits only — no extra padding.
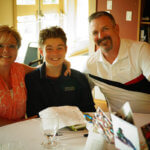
[59,0,64,13]
[94,99,108,112]
[69,48,88,57]
[141,22,150,25]
[13,0,17,28]
[137,0,141,41]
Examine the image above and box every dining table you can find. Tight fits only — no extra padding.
[0,113,150,150]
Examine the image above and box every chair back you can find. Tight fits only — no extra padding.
[24,42,42,66]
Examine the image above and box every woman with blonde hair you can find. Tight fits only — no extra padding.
[0,25,70,126]
[0,25,35,126]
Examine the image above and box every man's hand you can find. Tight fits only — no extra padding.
[64,59,71,76]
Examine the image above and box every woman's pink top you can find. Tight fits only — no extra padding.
[0,63,26,120]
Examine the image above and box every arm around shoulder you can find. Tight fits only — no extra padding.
[138,42,150,80]
[22,63,36,74]
[84,73,95,90]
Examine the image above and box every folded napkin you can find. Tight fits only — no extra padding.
[39,106,86,129]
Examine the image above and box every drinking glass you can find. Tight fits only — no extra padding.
[41,114,59,149]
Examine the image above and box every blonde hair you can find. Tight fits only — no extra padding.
[0,25,21,48]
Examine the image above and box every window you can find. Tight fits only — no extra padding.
[17,0,35,5]
[15,0,61,62]
[14,0,96,63]
[64,0,89,58]
[43,0,59,4]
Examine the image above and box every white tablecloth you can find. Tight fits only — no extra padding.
[0,113,150,150]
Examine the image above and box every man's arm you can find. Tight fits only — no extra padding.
[138,42,150,80]
[84,73,95,90]
[22,59,71,76]
[63,59,71,76]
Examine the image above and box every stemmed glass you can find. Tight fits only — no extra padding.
[40,114,59,149]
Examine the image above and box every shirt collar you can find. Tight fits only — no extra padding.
[39,62,46,79]
[117,39,128,60]
[97,39,128,64]
[39,62,67,79]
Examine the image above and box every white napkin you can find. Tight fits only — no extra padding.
[84,122,107,150]
[39,106,86,129]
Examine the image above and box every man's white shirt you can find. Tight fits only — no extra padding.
[87,39,150,113]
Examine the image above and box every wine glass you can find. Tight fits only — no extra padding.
[40,114,59,149]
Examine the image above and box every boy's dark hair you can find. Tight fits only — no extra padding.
[89,11,116,26]
[39,26,67,48]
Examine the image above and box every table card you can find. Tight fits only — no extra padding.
[111,102,140,150]
[93,107,114,143]
[84,102,141,150]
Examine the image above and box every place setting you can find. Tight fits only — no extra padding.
[39,106,88,150]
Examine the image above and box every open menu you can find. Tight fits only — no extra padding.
[39,106,86,129]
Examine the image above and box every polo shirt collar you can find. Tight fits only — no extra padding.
[39,62,66,79]
[117,39,128,60]
[39,62,46,79]
[97,39,128,64]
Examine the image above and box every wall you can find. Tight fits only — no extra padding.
[0,0,13,26]
[96,0,140,41]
